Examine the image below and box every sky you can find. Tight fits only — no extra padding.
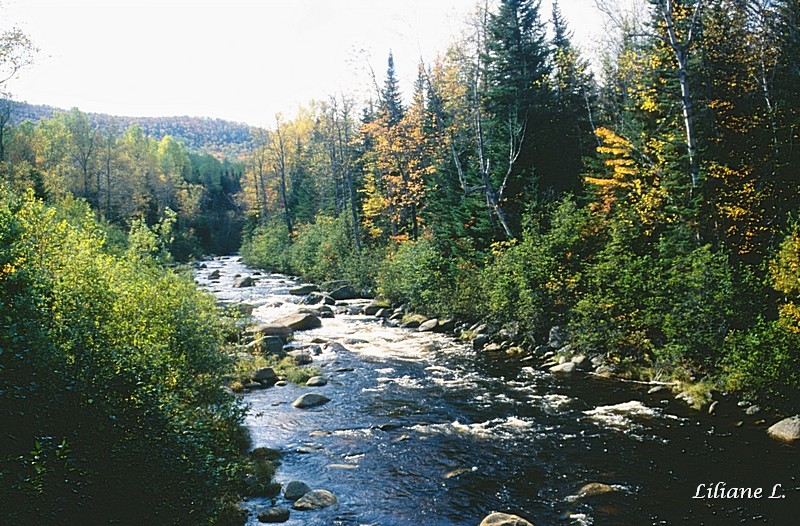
[2,0,606,128]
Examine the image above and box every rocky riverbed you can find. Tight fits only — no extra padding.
[196,256,798,526]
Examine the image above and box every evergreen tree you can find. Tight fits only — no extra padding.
[480,0,551,234]
[381,51,404,127]
[546,0,596,193]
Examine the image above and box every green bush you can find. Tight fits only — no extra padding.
[377,236,453,313]
[571,226,737,373]
[240,219,292,272]
[480,197,593,338]
[723,320,800,414]
[0,188,247,525]
[241,214,379,290]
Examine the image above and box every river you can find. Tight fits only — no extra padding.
[197,256,797,526]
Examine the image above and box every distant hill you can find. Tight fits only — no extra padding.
[6,100,254,159]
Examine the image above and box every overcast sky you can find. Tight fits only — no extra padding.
[3,0,605,127]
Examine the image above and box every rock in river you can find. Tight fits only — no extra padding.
[249,323,294,342]
[252,367,276,384]
[274,312,322,331]
[574,482,616,499]
[284,480,311,500]
[480,512,534,526]
[289,284,319,295]
[329,285,358,300]
[292,489,338,510]
[233,275,255,288]
[306,376,328,387]
[292,393,331,409]
[767,415,800,442]
[257,507,290,523]
[549,362,576,373]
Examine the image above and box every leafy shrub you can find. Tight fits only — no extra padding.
[241,214,379,290]
[723,320,800,414]
[0,188,247,525]
[377,236,453,313]
[571,225,737,373]
[480,197,593,338]
[240,219,292,272]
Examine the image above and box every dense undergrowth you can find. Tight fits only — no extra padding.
[0,187,251,525]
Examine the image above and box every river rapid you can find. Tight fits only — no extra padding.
[197,256,797,526]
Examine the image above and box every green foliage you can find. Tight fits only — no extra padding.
[0,187,247,525]
[571,226,737,372]
[242,214,380,291]
[481,197,592,337]
[240,219,292,272]
[269,357,322,385]
[377,236,453,314]
[126,208,176,264]
[723,320,800,415]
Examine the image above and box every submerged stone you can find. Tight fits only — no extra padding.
[284,480,311,500]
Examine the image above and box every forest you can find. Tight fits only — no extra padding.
[1,0,800,524]
[239,0,800,415]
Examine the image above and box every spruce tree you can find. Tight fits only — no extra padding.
[547,0,595,194]
[381,51,404,127]
[480,0,551,234]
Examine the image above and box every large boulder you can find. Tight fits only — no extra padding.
[292,393,331,409]
[364,302,388,316]
[417,318,439,332]
[435,318,456,333]
[303,292,336,306]
[292,489,338,510]
[249,323,294,342]
[549,362,576,373]
[252,367,276,384]
[288,350,313,365]
[767,416,800,442]
[274,312,322,331]
[233,276,255,288]
[289,284,319,295]
[479,512,534,526]
[401,313,428,329]
[257,507,290,523]
[207,269,221,280]
[329,285,358,300]
[249,335,285,355]
[284,480,311,500]
[472,334,490,351]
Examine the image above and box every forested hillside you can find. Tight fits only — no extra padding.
[0,104,244,258]
[4,100,253,158]
[239,0,800,414]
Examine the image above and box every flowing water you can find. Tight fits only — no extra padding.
[198,256,798,525]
